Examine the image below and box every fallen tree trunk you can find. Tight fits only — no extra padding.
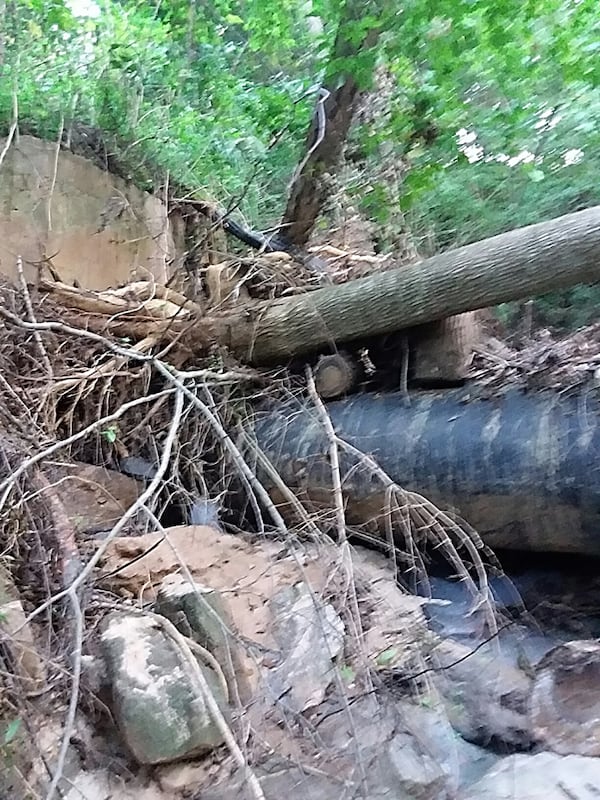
[253,389,600,556]
[219,206,600,364]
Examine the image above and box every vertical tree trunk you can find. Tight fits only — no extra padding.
[412,313,480,384]
[279,0,384,248]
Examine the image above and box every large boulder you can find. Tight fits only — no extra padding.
[461,752,600,800]
[101,611,228,764]
[0,135,184,289]
[530,640,600,756]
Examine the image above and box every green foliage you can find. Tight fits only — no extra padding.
[1,0,599,326]
[3,719,21,747]
[0,0,320,219]
[1,717,22,770]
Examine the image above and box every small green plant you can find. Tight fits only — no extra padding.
[1,718,22,768]
[101,424,119,444]
[375,647,398,667]
[339,664,356,684]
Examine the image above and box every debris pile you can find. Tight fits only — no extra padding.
[1,251,600,799]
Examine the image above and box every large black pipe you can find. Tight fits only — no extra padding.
[253,389,600,556]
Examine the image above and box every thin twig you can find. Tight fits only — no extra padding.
[306,368,346,543]
[19,389,184,631]
[16,256,54,379]
[0,389,175,515]
[46,591,82,800]
[0,86,17,171]
[46,115,64,234]
[149,612,266,800]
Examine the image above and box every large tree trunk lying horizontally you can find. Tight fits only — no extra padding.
[253,388,600,557]
[218,206,600,364]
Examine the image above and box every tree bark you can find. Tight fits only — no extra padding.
[412,312,480,384]
[279,1,383,248]
[217,205,600,364]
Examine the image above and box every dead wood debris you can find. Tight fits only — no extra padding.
[0,246,595,796]
[469,325,600,396]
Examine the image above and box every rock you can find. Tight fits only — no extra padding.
[460,752,600,799]
[0,564,46,691]
[353,547,436,673]
[47,461,143,537]
[156,762,211,793]
[396,699,500,791]
[101,611,227,764]
[80,654,110,696]
[200,766,345,800]
[155,573,253,703]
[432,638,533,748]
[265,583,345,713]
[23,714,106,799]
[65,770,170,800]
[530,639,600,755]
[317,695,449,799]
[99,526,343,697]
[353,548,530,752]
[0,135,184,290]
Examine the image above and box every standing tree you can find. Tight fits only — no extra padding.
[279,0,386,249]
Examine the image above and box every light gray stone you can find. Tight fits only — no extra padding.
[266,583,345,713]
[433,639,533,748]
[101,611,227,764]
[530,639,600,755]
[317,696,449,799]
[396,699,499,790]
[461,752,600,800]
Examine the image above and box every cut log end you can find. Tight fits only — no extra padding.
[314,353,357,399]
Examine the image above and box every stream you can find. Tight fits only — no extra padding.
[424,549,600,667]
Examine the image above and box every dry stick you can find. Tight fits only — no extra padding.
[44,390,184,800]
[46,335,159,398]
[391,490,430,596]
[243,433,323,542]
[15,256,54,379]
[300,376,371,793]
[45,591,82,800]
[334,439,497,631]
[0,371,44,440]
[18,389,184,636]
[47,115,64,235]
[143,610,230,703]
[407,492,494,606]
[148,612,266,800]
[199,385,266,536]
[326,436,425,584]
[0,87,17,170]
[154,361,292,536]
[304,376,372,692]
[0,388,175,515]
[306,369,346,544]
[0,306,158,361]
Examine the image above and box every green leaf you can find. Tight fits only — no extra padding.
[339,664,355,683]
[376,648,398,667]
[101,426,118,444]
[4,718,21,745]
